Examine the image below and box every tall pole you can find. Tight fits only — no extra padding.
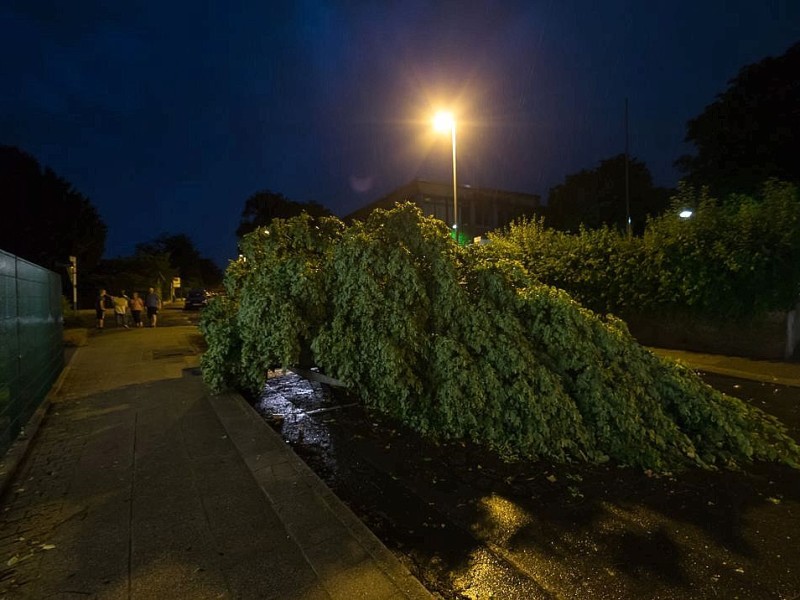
[451,122,458,243]
[434,111,459,243]
[625,98,631,237]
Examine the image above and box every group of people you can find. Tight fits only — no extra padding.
[95,287,162,329]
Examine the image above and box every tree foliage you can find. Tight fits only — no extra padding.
[547,154,672,233]
[676,41,800,196]
[236,190,332,239]
[201,204,800,471]
[201,214,342,391]
[0,145,106,273]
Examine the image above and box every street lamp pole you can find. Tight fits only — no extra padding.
[450,120,458,242]
[434,112,458,242]
[452,120,460,244]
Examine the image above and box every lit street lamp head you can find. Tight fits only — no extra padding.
[433,111,455,132]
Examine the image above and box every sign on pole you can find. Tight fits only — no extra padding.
[68,256,77,310]
[171,277,181,302]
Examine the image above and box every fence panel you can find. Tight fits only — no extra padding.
[0,250,63,454]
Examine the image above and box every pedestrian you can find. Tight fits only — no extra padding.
[95,289,108,329]
[130,291,145,328]
[145,286,162,327]
[113,290,130,328]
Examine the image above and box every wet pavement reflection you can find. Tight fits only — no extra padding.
[255,370,800,600]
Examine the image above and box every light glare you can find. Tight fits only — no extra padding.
[434,111,454,132]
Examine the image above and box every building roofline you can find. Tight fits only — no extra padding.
[344,178,540,223]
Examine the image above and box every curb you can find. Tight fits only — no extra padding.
[0,345,83,499]
[210,390,434,599]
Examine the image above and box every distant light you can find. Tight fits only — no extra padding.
[679,209,694,218]
[452,223,457,229]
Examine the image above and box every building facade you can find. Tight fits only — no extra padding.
[345,180,544,241]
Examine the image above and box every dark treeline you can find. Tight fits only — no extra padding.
[0,145,222,305]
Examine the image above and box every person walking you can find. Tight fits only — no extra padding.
[113,290,130,328]
[130,291,145,328]
[95,289,108,329]
[145,287,162,327]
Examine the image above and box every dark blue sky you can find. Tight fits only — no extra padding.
[2,1,799,267]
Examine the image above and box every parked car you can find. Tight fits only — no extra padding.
[183,289,209,310]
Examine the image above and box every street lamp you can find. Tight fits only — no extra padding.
[679,209,694,219]
[433,111,458,242]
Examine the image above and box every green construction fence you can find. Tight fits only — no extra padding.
[0,249,64,455]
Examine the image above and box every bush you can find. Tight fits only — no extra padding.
[487,180,800,320]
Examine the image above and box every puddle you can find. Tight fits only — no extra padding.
[254,371,350,479]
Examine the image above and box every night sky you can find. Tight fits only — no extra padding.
[3,1,799,268]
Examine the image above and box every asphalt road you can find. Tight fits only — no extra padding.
[256,371,800,600]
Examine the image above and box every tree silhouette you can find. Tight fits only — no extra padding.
[547,154,671,233]
[676,41,800,196]
[92,233,222,299]
[236,190,331,238]
[0,145,106,272]
[136,233,222,289]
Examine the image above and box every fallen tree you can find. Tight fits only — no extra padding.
[200,204,800,471]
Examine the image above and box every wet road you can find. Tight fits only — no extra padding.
[255,371,800,600]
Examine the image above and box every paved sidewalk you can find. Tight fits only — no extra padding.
[0,326,432,599]
[650,347,800,387]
